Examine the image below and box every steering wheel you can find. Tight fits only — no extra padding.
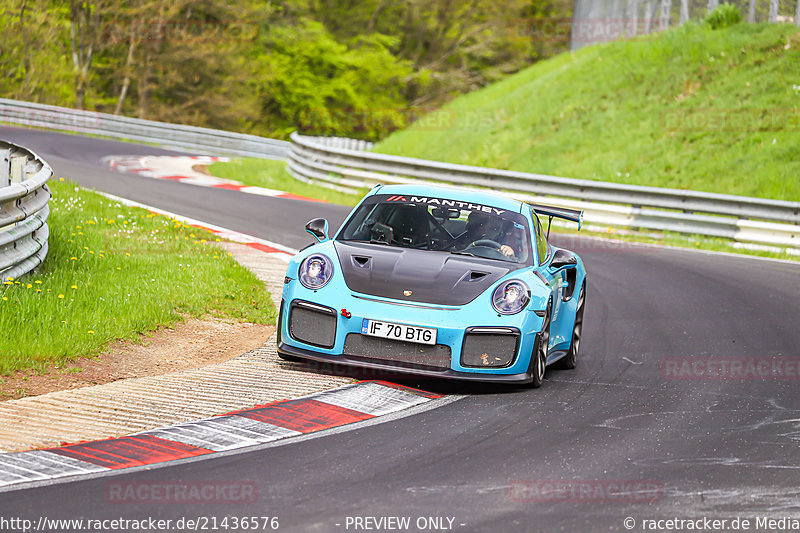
[472,239,502,249]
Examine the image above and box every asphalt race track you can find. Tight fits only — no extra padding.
[2,126,800,532]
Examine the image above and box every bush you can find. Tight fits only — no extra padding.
[704,3,742,30]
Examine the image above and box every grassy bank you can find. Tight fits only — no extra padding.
[207,158,366,206]
[375,22,800,201]
[0,179,276,374]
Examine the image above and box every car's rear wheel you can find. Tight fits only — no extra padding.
[556,282,585,370]
[530,302,551,388]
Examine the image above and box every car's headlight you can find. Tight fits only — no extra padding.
[298,254,334,289]
[491,280,530,315]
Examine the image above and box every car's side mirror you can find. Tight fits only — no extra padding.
[549,249,577,270]
[305,218,329,242]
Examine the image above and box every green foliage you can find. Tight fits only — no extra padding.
[705,3,743,30]
[0,2,73,106]
[0,0,574,141]
[376,23,800,202]
[252,19,414,139]
[0,180,276,374]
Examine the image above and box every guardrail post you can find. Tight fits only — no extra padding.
[10,154,25,184]
[0,149,9,188]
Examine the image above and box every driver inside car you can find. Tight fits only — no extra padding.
[458,211,517,260]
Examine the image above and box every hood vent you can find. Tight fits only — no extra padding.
[334,241,513,306]
[352,255,372,268]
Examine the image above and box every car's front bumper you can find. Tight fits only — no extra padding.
[276,341,536,383]
[278,275,546,383]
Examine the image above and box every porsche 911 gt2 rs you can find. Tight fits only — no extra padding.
[277,183,587,387]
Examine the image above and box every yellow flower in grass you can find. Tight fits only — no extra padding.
[70,257,77,261]
[88,330,94,334]
[26,284,32,288]
[58,294,64,299]
[34,280,42,284]
[70,285,78,290]
[1,297,7,301]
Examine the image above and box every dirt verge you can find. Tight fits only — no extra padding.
[0,319,274,401]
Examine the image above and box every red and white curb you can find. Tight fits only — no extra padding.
[103,155,323,203]
[99,192,297,262]
[0,381,442,490]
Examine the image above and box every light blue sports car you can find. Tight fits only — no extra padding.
[277,184,587,387]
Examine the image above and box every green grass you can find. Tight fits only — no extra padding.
[0,179,276,375]
[375,22,800,202]
[208,158,367,206]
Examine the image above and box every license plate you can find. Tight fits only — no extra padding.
[361,319,437,345]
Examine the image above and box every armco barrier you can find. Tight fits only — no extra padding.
[0,98,290,159]
[1,97,796,250]
[287,133,800,249]
[0,141,52,281]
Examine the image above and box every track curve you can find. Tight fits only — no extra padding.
[1,126,799,531]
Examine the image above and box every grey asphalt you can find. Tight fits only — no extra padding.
[1,126,799,532]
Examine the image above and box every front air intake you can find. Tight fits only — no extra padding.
[460,327,520,368]
[289,300,337,348]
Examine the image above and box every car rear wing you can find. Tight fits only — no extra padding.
[528,203,584,232]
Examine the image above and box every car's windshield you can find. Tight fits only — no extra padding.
[338,194,532,264]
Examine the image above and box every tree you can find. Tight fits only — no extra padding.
[69,0,106,109]
[769,0,779,22]
[660,0,672,30]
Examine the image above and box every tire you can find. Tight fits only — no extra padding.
[530,302,551,388]
[555,282,585,370]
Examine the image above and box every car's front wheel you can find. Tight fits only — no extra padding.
[556,281,585,370]
[530,302,551,388]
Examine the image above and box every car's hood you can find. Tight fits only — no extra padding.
[333,241,514,306]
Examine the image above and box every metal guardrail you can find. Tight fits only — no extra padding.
[288,133,800,249]
[0,141,52,281]
[0,98,290,160]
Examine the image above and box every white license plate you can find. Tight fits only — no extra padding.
[361,319,437,345]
